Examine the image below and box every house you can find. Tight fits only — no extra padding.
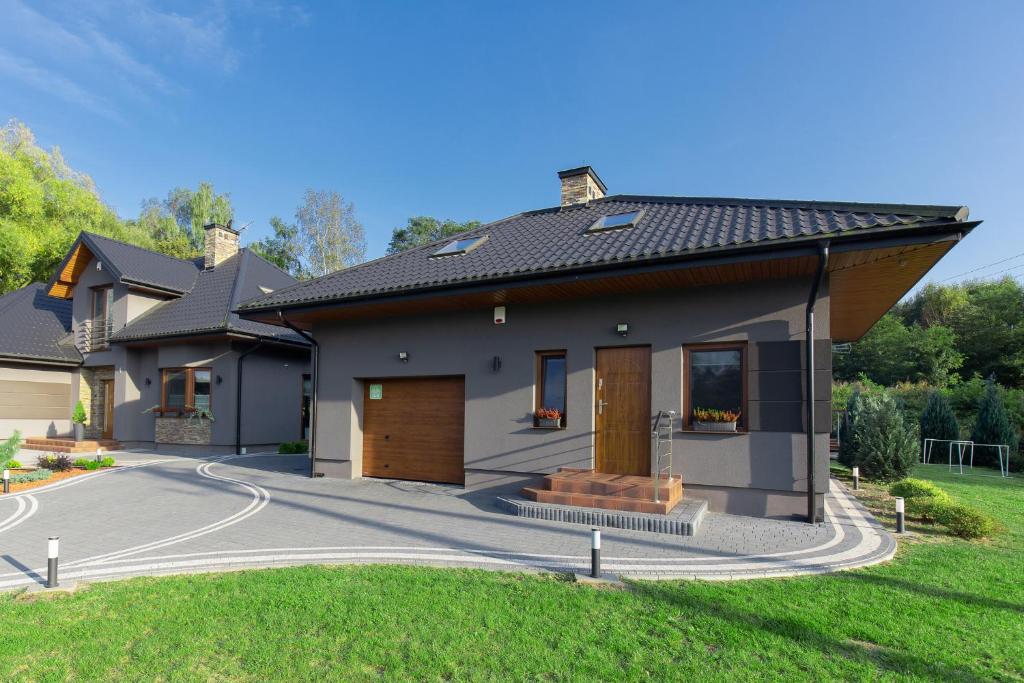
[0,223,310,452]
[237,167,979,519]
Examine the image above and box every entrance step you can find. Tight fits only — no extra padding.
[497,494,707,536]
[520,468,684,515]
[23,438,122,454]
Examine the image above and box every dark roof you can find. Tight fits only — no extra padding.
[70,232,202,294]
[239,194,970,312]
[0,284,81,364]
[111,250,307,345]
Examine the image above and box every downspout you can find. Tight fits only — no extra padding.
[278,310,318,479]
[235,341,265,455]
[805,242,830,524]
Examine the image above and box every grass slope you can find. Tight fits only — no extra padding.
[1,466,1021,681]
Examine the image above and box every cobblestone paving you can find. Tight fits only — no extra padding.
[0,451,895,589]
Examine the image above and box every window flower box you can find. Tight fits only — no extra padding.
[534,407,563,429]
[692,420,738,433]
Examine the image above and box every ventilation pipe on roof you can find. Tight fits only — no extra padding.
[278,310,318,479]
[805,242,829,524]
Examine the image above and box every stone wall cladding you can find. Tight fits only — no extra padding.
[559,173,605,206]
[81,366,114,438]
[204,225,239,269]
[155,416,213,445]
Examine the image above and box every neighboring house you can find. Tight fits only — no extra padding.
[0,224,310,451]
[239,166,979,520]
[0,284,81,439]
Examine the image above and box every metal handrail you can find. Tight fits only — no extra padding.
[76,318,114,353]
[651,410,676,503]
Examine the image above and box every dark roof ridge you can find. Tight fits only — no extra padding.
[81,231,199,266]
[602,194,966,219]
[239,246,294,281]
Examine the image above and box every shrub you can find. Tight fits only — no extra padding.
[970,376,1019,468]
[905,495,948,523]
[72,400,87,424]
[889,478,946,500]
[919,390,960,446]
[848,393,919,482]
[100,456,115,467]
[934,502,997,539]
[4,459,22,469]
[73,458,101,470]
[36,454,73,472]
[10,468,52,484]
[0,430,21,469]
[278,440,309,454]
[837,389,863,467]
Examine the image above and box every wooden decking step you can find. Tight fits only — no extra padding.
[521,487,681,515]
[23,438,122,453]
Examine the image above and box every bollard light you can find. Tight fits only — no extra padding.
[2,468,9,494]
[852,466,860,490]
[47,536,60,588]
[591,528,601,579]
[96,447,103,463]
[895,497,905,534]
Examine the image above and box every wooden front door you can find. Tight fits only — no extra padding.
[595,346,651,476]
[362,377,465,484]
[102,379,114,440]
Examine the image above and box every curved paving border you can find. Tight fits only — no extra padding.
[0,457,895,589]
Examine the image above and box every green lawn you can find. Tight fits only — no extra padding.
[2,467,1022,682]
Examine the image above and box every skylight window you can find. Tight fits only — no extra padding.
[587,210,643,233]
[431,236,488,257]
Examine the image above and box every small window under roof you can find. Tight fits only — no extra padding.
[587,210,643,233]
[431,235,488,257]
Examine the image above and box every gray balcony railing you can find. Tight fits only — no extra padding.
[76,318,114,353]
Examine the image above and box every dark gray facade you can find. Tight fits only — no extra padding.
[311,275,831,518]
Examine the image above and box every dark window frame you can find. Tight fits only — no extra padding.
[161,367,213,415]
[534,350,567,428]
[682,342,748,431]
[90,285,113,350]
[301,373,312,439]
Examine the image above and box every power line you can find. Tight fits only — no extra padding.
[937,250,1024,283]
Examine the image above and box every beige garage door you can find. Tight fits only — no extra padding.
[362,377,465,484]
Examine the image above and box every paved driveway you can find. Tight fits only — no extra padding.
[0,451,895,589]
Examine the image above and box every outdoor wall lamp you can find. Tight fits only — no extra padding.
[492,355,502,372]
[216,375,223,385]
[616,323,629,337]
[144,377,151,386]
[398,352,409,363]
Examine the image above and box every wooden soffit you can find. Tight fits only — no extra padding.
[243,235,961,343]
[828,239,955,342]
[47,241,95,299]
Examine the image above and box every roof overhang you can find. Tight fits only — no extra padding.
[239,220,978,342]
[45,233,188,300]
[111,329,309,350]
[0,352,81,367]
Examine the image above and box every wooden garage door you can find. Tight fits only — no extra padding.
[362,376,465,484]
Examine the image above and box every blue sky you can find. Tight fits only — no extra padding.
[2,1,1022,286]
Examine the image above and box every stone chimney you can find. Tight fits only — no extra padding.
[558,166,607,206]
[204,222,239,269]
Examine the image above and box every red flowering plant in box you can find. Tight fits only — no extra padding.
[534,407,563,428]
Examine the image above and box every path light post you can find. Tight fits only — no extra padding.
[3,468,8,494]
[895,497,905,534]
[96,447,102,464]
[591,528,601,578]
[852,466,859,490]
[46,536,59,588]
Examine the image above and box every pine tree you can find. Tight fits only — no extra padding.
[920,390,960,450]
[838,389,862,467]
[970,377,1019,468]
[850,393,919,482]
